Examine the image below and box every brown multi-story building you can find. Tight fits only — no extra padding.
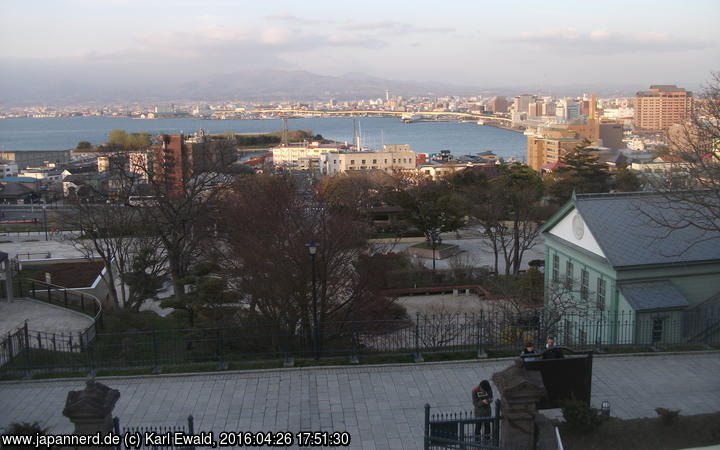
[152,133,237,195]
[527,128,583,171]
[634,85,692,132]
[153,134,192,195]
[489,96,508,113]
[599,122,624,150]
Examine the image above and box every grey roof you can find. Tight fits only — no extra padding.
[0,182,33,197]
[618,281,689,311]
[573,192,720,268]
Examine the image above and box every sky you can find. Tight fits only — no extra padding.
[1,0,719,102]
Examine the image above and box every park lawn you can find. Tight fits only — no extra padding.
[559,412,720,450]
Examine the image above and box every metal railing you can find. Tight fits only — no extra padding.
[0,278,103,373]
[424,400,502,449]
[0,307,718,377]
[113,415,195,450]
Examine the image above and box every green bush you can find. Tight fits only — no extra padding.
[655,407,681,425]
[3,422,49,449]
[561,398,603,433]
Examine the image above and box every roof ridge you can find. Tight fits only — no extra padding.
[575,191,657,200]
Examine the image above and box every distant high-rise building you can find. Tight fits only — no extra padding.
[513,94,534,115]
[153,135,191,196]
[490,96,508,113]
[541,101,556,117]
[527,102,542,117]
[556,99,580,122]
[634,85,692,132]
[152,133,234,195]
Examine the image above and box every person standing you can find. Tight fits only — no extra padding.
[521,342,538,361]
[472,380,493,440]
[543,337,563,359]
[546,337,555,349]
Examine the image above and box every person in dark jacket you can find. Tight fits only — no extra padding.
[472,380,493,440]
[521,342,539,361]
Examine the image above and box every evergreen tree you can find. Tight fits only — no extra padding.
[546,139,610,203]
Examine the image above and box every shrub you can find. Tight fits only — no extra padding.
[2,422,49,449]
[561,398,603,433]
[655,407,681,425]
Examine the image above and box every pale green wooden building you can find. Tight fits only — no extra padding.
[540,192,720,346]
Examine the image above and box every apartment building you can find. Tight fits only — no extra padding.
[271,142,342,166]
[320,146,416,175]
[634,85,692,132]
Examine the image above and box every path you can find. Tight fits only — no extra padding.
[0,298,93,336]
[1,352,718,449]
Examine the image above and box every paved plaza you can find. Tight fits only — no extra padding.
[0,298,93,337]
[1,352,718,449]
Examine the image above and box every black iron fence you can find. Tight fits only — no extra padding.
[0,279,103,372]
[1,305,718,377]
[113,415,195,450]
[424,400,502,450]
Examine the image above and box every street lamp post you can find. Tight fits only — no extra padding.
[42,205,48,241]
[306,242,320,361]
[427,228,441,274]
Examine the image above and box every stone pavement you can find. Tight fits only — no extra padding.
[1,352,718,449]
[0,298,93,336]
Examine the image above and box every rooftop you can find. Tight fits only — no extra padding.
[545,191,720,268]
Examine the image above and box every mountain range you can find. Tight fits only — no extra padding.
[0,66,650,106]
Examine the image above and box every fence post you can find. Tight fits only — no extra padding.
[349,327,359,365]
[414,313,424,363]
[23,321,30,354]
[493,399,501,448]
[89,332,96,376]
[64,289,68,308]
[424,404,431,450]
[47,286,51,304]
[458,417,466,450]
[23,321,30,379]
[7,331,14,364]
[31,280,36,298]
[216,330,226,370]
[476,311,487,359]
[113,417,121,450]
[152,329,160,374]
[188,415,196,450]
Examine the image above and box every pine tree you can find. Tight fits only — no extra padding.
[546,139,610,203]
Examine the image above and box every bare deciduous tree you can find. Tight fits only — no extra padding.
[644,73,720,239]
[218,175,397,348]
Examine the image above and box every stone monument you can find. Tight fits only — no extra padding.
[62,377,120,449]
[492,358,546,450]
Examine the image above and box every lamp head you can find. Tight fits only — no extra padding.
[305,242,319,255]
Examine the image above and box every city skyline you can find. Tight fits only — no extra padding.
[1,0,718,104]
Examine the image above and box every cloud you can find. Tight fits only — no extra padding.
[502,28,713,54]
[264,12,323,25]
[346,20,454,35]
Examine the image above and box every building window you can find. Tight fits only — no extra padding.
[597,278,606,310]
[565,261,574,289]
[552,255,559,282]
[372,159,377,164]
[581,269,589,301]
[384,159,388,164]
[350,160,355,164]
[361,160,366,165]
